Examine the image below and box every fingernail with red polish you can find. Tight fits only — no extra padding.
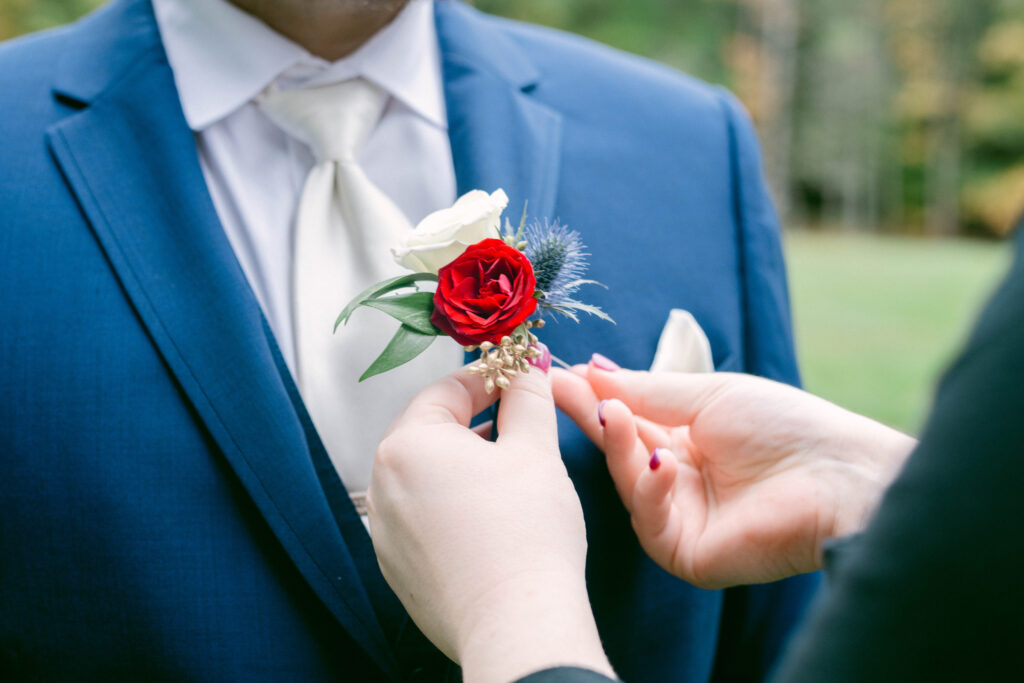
[591,353,620,372]
[598,399,608,427]
[527,342,552,374]
[649,449,662,471]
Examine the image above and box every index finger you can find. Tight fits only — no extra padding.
[587,364,737,427]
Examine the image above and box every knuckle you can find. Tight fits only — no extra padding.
[375,432,407,471]
[512,375,554,405]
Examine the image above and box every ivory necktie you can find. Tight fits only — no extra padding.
[261,79,461,498]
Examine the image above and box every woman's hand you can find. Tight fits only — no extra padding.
[553,360,916,588]
[368,360,614,683]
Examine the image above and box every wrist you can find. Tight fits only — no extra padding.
[821,415,916,557]
[457,569,614,683]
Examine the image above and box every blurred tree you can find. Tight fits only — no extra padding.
[779,0,890,231]
[886,0,997,235]
[962,2,1024,235]
[727,0,801,219]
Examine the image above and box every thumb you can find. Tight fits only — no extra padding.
[587,360,735,427]
[496,343,558,453]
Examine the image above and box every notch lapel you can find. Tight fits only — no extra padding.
[46,0,394,674]
[436,1,563,226]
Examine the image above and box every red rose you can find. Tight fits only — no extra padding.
[431,238,538,346]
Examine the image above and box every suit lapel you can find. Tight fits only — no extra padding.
[46,0,395,674]
[262,316,408,639]
[436,1,563,226]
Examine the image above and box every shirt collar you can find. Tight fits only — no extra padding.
[152,0,447,131]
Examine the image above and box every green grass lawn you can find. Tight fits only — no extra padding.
[784,231,1012,434]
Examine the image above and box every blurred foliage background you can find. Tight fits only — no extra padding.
[3,0,1020,432]
[475,0,1024,238]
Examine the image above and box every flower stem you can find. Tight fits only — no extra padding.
[549,353,573,371]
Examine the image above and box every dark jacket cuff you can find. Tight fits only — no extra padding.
[822,534,864,580]
[516,666,620,683]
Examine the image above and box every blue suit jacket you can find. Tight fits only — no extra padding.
[0,1,820,680]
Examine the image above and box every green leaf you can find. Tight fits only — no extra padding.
[359,324,438,382]
[335,272,437,332]
[516,200,529,238]
[363,291,439,336]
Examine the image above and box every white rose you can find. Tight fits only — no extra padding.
[392,189,509,274]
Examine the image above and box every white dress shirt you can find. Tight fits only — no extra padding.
[152,0,464,491]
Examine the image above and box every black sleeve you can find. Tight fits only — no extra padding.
[770,228,1024,683]
[516,667,620,683]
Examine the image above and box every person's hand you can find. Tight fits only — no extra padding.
[553,359,916,588]
[368,359,614,683]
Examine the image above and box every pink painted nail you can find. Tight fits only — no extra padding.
[527,342,552,374]
[591,353,620,372]
[649,449,662,471]
[598,399,608,427]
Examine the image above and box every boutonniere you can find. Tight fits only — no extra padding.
[337,189,612,392]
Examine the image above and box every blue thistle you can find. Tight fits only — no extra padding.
[521,219,613,324]
[525,219,585,298]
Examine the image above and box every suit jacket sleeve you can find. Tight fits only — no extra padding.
[710,90,824,683]
[718,89,801,385]
[769,227,1024,682]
